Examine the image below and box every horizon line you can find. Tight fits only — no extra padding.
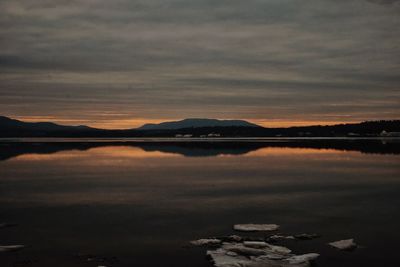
[2,115,399,130]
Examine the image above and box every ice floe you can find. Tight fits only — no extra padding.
[204,239,317,267]
[191,224,363,266]
[207,244,318,267]
[328,239,357,250]
[285,253,320,264]
[233,224,279,232]
[191,238,222,246]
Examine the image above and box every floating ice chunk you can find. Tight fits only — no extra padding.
[0,245,25,252]
[207,247,293,267]
[329,239,357,250]
[257,253,287,260]
[242,237,265,242]
[252,256,311,267]
[243,242,291,255]
[223,243,267,256]
[285,253,320,264]
[234,224,279,232]
[191,238,221,246]
[226,251,238,256]
[265,244,292,255]
[207,248,251,267]
[243,241,269,248]
[207,243,315,267]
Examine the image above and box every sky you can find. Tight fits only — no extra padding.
[0,0,399,129]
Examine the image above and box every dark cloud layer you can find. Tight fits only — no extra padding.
[0,0,399,127]
[368,0,400,5]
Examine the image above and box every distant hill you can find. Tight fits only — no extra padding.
[0,116,399,138]
[0,116,95,136]
[138,118,260,130]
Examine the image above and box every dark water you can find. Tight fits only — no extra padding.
[0,139,399,267]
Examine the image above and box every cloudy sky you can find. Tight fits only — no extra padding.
[0,0,399,128]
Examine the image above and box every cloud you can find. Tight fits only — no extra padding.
[367,0,400,5]
[0,0,399,127]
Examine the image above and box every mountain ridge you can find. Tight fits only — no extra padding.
[0,115,95,131]
[0,116,399,138]
[138,118,260,130]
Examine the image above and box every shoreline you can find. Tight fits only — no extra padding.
[1,136,399,143]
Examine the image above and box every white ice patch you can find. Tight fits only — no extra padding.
[286,253,320,264]
[233,224,279,232]
[329,239,357,250]
[191,238,221,246]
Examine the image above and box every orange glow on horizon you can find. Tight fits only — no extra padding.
[11,115,358,129]
[250,119,356,128]
[12,116,166,129]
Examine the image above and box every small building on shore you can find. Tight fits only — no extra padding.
[380,130,400,137]
[207,133,221,137]
[347,132,360,137]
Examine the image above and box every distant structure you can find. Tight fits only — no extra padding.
[347,132,360,137]
[175,133,220,138]
[380,130,400,137]
[207,133,221,137]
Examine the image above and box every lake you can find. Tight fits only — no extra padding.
[0,139,399,267]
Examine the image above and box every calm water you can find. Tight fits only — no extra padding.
[0,140,399,267]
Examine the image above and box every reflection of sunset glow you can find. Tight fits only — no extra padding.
[86,118,165,129]
[12,151,86,161]
[86,146,180,158]
[10,145,359,163]
[245,147,343,157]
[13,146,180,162]
[2,144,399,208]
[12,115,356,129]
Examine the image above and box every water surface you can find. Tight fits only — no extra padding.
[0,140,399,266]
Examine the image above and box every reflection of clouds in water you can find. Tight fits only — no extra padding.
[244,147,340,156]
[2,139,399,163]
[12,146,180,162]
[0,146,399,208]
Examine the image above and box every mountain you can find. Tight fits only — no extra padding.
[138,118,261,130]
[0,115,399,138]
[0,115,94,135]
